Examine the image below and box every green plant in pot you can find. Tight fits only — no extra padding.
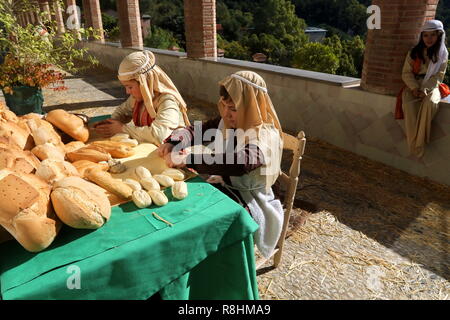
[0,0,99,115]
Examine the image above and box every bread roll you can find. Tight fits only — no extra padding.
[162,168,185,181]
[0,147,40,174]
[32,143,66,161]
[45,109,89,142]
[64,141,86,154]
[0,169,61,252]
[87,140,135,158]
[35,159,80,184]
[51,176,111,229]
[66,146,111,163]
[153,174,175,188]
[85,168,133,200]
[147,190,168,206]
[72,160,109,178]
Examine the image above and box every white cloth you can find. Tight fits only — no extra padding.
[421,20,449,82]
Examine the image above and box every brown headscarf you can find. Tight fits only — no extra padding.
[117,50,190,125]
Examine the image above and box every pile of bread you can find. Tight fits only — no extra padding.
[0,108,187,253]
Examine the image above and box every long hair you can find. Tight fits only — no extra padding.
[410,30,444,63]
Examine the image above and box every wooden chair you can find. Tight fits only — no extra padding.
[256,130,306,269]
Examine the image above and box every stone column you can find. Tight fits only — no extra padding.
[361,0,439,95]
[116,0,143,48]
[52,0,66,35]
[82,0,105,42]
[184,0,217,59]
[38,0,52,24]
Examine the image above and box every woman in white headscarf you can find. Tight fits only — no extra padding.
[396,20,449,158]
[158,71,284,258]
[93,50,190,145]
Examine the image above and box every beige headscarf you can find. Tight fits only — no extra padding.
[218,71,283,189]
[117,50,190,125]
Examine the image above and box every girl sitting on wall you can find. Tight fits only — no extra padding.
[396,19,449,158]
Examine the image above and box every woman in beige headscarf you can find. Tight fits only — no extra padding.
[397,20,448,158]
[158,70,284,258]
[93,50,190,145]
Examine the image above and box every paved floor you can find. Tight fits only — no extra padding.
[1,65,449,300]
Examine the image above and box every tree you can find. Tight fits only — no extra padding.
[292,42,339,74]
[144,26,181,51]
[144,0,185,49]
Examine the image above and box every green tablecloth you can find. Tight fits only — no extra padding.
[0,177,260,300]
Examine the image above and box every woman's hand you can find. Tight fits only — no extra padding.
[164,150,189,169]
[94,119,125,137]
[158,143,174,158]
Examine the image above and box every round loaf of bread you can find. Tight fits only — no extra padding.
[46,109,89,142]
[51,176,111,229]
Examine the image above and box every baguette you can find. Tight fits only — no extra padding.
[87,140,135,158]
[85,168,133,200]
[64,141,86,154]
[45,109,89,142]
[66,146,111,163]
[72,160,109,178]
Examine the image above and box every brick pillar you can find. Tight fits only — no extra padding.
[38,0,52,24]
[116,0,143,49]
[82,0,105,42]
[361,0,438,95]
[64,0,81,39]
[184,0,217,59]
[52,0,66,34]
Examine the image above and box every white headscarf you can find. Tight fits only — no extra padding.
[421,20,448,82]
[117,51,190,125]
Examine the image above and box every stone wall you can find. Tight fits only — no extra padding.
[83,42,450,186]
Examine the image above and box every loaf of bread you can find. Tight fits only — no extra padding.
[35,159,80,184]
[0,109,19,123]
[72,160,109,178]
[26,118,64,149]
[0,118,34,150]
[66,146,111,163]
[45,109,89,142]
[0,147,41,174]
[64,141,86,154]
[0,169,61,252]
[85,168,133,200]
[51,176,111,229]
[86,140,135,159]
[31,143,66,161]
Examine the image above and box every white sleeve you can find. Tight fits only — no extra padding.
[111,96,134,123]
[122,98,182,145]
